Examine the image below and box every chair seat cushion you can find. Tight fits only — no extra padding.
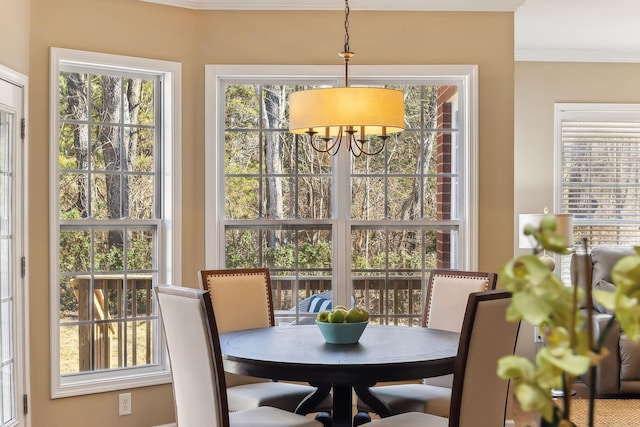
[227,382,317,412]
[230,406,322,426]
[369,384,451,417]
[371,411,448,427]
[422,374,453,388]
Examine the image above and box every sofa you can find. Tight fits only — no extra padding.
[571,246,640,396]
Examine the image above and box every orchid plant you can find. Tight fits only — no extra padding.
[497,215,640,427]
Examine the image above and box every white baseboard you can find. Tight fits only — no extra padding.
[152,424,176,427]
[505,420,516,427]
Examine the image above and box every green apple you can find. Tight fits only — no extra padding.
[316,310,330,323]
[346,307,365,323]
[361,309,370,321]
[334,305,348,311]
[328,308,346,323]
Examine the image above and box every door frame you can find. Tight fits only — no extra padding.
[0,63,30,427]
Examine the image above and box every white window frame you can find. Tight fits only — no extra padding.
[555,103,640,281]
[49,48,182,398]
[0,64,30,427]
[204,65,479,306]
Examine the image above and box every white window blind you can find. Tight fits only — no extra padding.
[556,104,640,249]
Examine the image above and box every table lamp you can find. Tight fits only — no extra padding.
[519,211,575,397]
[519,212,574,271]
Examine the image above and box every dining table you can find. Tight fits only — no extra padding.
[218,324,459,427]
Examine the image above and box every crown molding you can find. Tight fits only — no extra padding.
[140,0,525,12]
[515,48,640,63]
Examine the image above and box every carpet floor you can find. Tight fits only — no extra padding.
[562,399,640,427]
[513,398,640,427]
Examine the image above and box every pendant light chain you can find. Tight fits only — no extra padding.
[342,0,353,87]
[344,0,350,54]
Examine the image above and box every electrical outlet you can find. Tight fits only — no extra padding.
[119,392,132,416]
[534,326,544,343]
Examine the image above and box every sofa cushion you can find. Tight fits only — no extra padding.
[593,279,616,314]
[620,334,640,382]
[297,290,333,313]
[591,246,636,287]
[307,295,332,312]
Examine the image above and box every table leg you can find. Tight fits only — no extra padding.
[296,383,332,415]
[331,384,353,427]
[353,384,392,418]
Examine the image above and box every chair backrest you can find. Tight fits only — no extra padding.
[422,270,498,332]
[448,290,519,427]
[199,268,275,333]
[155,285,230,427]
[199,268,275,387]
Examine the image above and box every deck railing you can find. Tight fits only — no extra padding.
[271,275,423,325]
[70,274,423,370]
[72,274,153,372]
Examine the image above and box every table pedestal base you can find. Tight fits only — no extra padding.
[297,382,389,427]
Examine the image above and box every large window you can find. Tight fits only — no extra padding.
[50,48,181,397]
[205,65,478,326]
[557,103,640,249]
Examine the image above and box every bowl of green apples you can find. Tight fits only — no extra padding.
[315,306,369,344]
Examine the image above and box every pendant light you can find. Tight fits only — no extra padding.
[288,0,405,157]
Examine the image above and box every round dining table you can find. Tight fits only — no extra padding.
[218,324,459,427]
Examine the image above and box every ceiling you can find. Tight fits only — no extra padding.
[141,0,524,11]
[141,0,640,63]
[515,0,640,62]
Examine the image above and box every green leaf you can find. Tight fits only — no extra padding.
[593,290,616,312]
[497,355,535,381]
[513,382,555,421]
[537,346,590,376]
[513,291,553,325]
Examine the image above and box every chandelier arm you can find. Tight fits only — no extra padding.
[358,136,386,156]
[309,127,343,156]
[347,130,364,157]
[330,126,344,156]
[310,135,337,154]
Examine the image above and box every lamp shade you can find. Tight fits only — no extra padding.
[519,213,574,249]
[289,87,405,137]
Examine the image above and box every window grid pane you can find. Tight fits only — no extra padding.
[223,80,465,325]
[58,70,160,376]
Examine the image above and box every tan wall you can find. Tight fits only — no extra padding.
[27,1,514,425]
[514,61,640,360]
[29,0,195,426]
[0,0,31,74]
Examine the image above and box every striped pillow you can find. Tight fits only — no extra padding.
[307,295,333,313]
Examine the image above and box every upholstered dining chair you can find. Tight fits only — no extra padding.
[422,270,499,332]
[155,284,324,427]
[356,269,498,419]
[366,290,519,427]
[199,268,325,413]
[421,269,498,385]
